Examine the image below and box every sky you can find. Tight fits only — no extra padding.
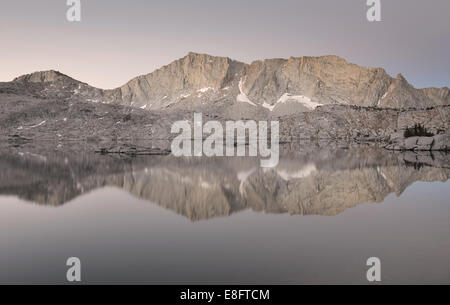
[0,0,449,89]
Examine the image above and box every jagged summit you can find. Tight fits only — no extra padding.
[99,53,450,111]
[100,52,245,110]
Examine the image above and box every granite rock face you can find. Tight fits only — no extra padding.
[9,53,450,116]
[2,53,449,152]
[0,88,448,152]
[240,56,392,107]
[103,52,245,110]
[279,105,449,150]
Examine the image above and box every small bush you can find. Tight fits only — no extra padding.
[404,123,434,138]
[122,114,132,122]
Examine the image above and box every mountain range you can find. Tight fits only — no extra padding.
[9,52,450,115]
[1,52,449,152]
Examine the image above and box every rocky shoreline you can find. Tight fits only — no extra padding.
[1,94,448,153]
[280,104,449,151]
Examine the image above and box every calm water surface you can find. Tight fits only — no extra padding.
[1,147,449,284]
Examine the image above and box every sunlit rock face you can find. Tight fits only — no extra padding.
[0,146,448,221]
[7,53,449,115]
[104,54,449,111]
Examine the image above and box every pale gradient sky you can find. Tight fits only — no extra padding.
[0,0,449,89]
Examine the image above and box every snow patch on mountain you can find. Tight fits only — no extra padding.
[280,94,321,111]
[377,92,388,106]
[261,94,321,111]
[178,93,191,100]
[198,87,213,93]
[29,121,46,128]
[236,78,257,106]
[262,102,277,111]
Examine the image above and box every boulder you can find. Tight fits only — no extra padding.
[404,137,419,150]
[390,131,404,142]
[432,134,449,151]
[416,137,434,151]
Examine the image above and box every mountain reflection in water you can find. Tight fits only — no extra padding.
[1,145,448,221]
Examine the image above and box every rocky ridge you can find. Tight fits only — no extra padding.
[9,53,450,116]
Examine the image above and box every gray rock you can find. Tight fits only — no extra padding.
[411,137,434,151]
[404,137,419,150]
[390,132,404,141]
[433,134,450,151]
[417,137,434,146]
